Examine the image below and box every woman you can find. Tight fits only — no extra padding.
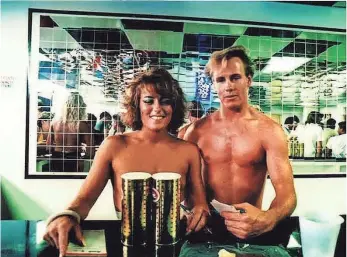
[43,68,209,256]
[46,93,94,172]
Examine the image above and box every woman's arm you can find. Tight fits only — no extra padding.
[44,136,118,256]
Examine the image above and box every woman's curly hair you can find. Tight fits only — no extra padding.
[122,68,186,134]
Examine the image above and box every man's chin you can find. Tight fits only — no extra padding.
[223,101,242,111]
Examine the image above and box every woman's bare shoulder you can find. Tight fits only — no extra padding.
[106,131,138,146]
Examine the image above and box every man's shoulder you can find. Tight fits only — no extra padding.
[256,112,282,132]
[190,115,213,131]
[177,123,191,138]
[172,135,199,149]
[184,115,212,141]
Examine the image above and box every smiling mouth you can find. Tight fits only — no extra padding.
[150,116,165,120]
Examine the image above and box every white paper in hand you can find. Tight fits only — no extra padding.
[210,199,238,213]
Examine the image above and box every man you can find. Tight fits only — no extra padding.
[177,100,204,138]
[181,46,296,256]
[322,118,338,149]
[326,121,346,158]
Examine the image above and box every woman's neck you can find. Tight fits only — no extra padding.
[138,127,170,143]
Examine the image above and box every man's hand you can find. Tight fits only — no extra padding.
[185,204,209,234]
[220,202,276,239]
[43,216,85,257]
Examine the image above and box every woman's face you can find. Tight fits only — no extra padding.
[139,85,173,131]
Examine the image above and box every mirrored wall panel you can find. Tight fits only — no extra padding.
[27,10,346,177]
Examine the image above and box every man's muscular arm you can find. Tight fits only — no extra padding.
[262,123,297,227]
[222,122,296,239]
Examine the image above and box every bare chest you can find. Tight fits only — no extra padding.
[112,144,189,177]
[198,126,265,166]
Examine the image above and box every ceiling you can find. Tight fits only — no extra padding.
[36,12,346,111]
[277,1,346,8]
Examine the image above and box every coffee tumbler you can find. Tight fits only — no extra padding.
[121,172,152,246]
[152,172,181,245]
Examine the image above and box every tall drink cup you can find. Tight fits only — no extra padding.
[121,172,152,246]
[152,172,181,245]
[299,213,343,257]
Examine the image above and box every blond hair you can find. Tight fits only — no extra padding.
[205,45,254,79]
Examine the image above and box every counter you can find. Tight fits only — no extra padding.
[290,160,346,177]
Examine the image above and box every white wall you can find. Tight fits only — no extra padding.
[0,1,345,220]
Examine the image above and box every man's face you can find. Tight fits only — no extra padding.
[338,127,345,135]
[212,57,252,110]
[139,86,173,131]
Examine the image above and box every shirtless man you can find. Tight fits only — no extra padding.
[43,68,209,257]
[181,46,296,256]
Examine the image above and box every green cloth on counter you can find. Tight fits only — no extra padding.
[179,241,291,257]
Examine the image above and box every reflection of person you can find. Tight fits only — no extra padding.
[297,111,323,158]
[108,114,126,136]
[87,113,97,133]
[326,121,346,158]
[177,100,204,138]
[94,111,112,143]
[37,112,54,156]
[322,118,338,149]
[37,112,54,144]
[181,46,296,257]
[46,93,94,171]
[43,68,209,257]
[283,115,300,137]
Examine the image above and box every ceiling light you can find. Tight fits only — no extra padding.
[262,57,311,74]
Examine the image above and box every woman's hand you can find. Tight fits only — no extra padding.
[43,216,85,257]
[185,204,210,233]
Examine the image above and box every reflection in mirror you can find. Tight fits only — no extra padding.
[27,11,346,177]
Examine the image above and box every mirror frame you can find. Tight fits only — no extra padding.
[25,8,346,179]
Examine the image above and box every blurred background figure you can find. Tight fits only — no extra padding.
[94,111,112,144]
[322,118,338,149]
[86,113,98,147]
[87,113,97,133]
[37,112,54,156]
[283,115,300,138]
[326,121,346,158]
[177,100,204,138]
[108,114,126,136]
[297,111,324,158]
[47,92,94,172]
[37,112,54,144]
